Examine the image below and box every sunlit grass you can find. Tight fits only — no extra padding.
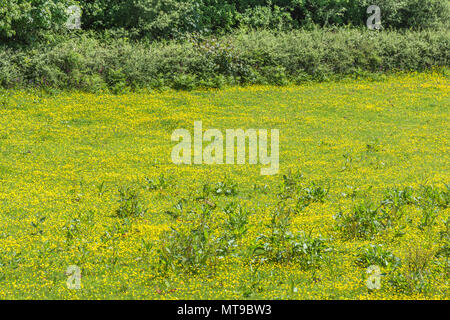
[0,72,448,299]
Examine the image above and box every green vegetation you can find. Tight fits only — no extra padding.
[1,29,448,91]
[0,0,448,301]
[0,73,448,299]
[1,1,448,91]
[2,0,449,43]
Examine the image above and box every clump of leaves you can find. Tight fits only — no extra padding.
[201,177,238,197]
[356,244,401,269]
[157,203,230,273]
[251,205,329,269]
[334,202,392,239]
[115,186,147,218]
[97,181,107,196]
[418,205,439,231]
[158,221,218,273]
[339,152,354,172]
[62,218,82,245]
[278,170,303,199]
[291,232,330,270]
[418,184,449,209]
[340,185,360,199]
[388,245,435,294]
[164,198,188,219]
[140,239,153,257]
[223,202,250,239]
[382,186,417,209]
[252,230,329,270]
[145,173,170,191]
[366,138,383,153]
[296,182,329,211]
[214,178,238,196]
[251,205,293,263]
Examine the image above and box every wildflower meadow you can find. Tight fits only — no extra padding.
[0,71,448,299]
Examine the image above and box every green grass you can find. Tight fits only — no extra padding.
[0,72,448,299]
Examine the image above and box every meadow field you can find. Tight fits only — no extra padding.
[0,72,448,299]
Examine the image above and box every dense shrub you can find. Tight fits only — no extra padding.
[78,0,450,37]
[0,28,448,91]
[1,1,449,43]
[0,0,74,43]
[80,0,205,39]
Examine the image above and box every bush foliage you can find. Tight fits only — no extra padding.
[1,1,448,91]
[0,28,448,91]
[1,0,449,42]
